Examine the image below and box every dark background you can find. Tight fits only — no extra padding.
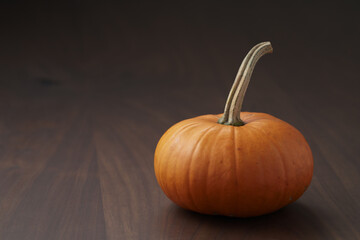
[0,1,359,239]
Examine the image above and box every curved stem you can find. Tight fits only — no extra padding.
[217,43,259,124]
[218,42,273,126]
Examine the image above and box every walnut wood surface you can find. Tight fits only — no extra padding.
[0,2,359,239]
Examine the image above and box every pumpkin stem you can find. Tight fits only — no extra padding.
[218,42,273,126]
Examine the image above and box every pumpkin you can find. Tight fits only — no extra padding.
[154,42,313,217]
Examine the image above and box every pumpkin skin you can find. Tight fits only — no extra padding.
[154,112,313,217]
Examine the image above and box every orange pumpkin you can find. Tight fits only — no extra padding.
[154,42,313,217]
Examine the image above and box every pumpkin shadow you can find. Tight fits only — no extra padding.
[164,202,327,239]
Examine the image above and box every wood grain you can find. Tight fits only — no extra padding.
[0,1,359,239]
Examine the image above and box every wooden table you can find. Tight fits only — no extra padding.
[1,2,359,239]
